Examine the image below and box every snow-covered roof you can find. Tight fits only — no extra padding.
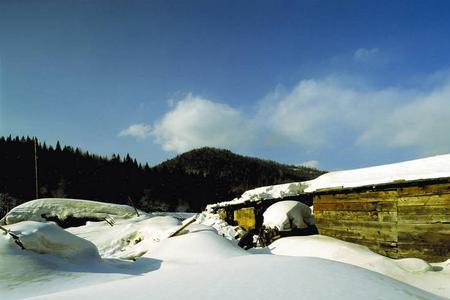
[305,153,450,192]
[1,198,146,225]
[209,153,450,209]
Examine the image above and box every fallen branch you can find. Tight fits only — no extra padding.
[0,225,25,250]
[0,225,8,235]
[104,216,115,227]
[168,214,198,238]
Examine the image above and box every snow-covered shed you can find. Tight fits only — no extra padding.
[209,154,450,262]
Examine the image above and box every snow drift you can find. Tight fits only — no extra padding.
[149,231,248,264]
[26,255,441,300]
[68,215,182,260]
[3,221,100,260]
[268,235,450,298]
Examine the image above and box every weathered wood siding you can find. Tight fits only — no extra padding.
[396,183,450,261]
[314,181,450,262]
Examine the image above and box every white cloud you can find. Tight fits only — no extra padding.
[359,82,450,154]
[151,94,253,153]
[264,75,450,155]
[353,48,380,63]
[118,123,152,139]
[129,71,450,157]
[265,77,389,148]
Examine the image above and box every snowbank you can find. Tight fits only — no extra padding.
[25,255,440,300]
[1,216,447,300]
[0,220,161,300]
[1,198,145,226]
[68,215,182,260]
[210,153,450,208]
[148,231,248,265]
[268,235,450,298]
[263,200,314,231]
[3,221,100,260]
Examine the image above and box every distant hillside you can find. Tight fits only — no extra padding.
[155,147,323,195]
[0,136,325,215]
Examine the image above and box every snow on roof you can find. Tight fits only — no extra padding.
[209,153,450,208]
[207,182,308,209]
[1,198,146,225]
[305,153,450,192]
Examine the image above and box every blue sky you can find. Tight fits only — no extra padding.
[1,0,450,170]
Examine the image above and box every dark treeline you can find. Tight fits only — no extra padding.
[0,136,325,216]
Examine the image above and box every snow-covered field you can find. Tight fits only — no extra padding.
[1,199,449,299]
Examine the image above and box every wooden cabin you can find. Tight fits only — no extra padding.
[314,177,450,262]
[211,177,450,262]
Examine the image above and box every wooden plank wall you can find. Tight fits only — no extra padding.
[314,182,450,262]
[314,190,400,258]
[396,183,450,262]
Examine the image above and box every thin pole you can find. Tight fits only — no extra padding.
[34,137,39,199]
[128,196,140,217]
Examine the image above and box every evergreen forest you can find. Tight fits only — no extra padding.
[0,136,325,217]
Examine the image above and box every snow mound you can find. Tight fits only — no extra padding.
[268,235,450,298]
[263,200,314,231]
[26,255,441,300]
[1,198,145,226]
[68,215,181,260]
[148,231,248,264]
[3,221,100,260]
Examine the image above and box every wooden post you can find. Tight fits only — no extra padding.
[34,137,39,199]
[128,196,140,217]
